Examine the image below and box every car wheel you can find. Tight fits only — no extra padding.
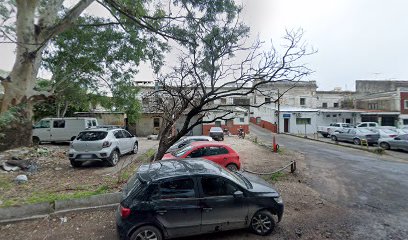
[132,142,138,154]
[226,163,238,172]
[107,150,119,167]
[353,138,361,145]
[130,225,162,240]
[70,136,76,141]
[32,137,40,146]
[250,210,275,236]
[70,159,82,168]
[380,142,390,150]
[331,135,337,141]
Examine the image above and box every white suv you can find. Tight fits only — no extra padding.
[68,128,138,167]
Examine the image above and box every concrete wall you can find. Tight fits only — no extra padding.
[356,80,408,93]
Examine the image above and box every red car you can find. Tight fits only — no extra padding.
[162,141,241,171]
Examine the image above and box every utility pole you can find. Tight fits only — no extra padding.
[277,89,280,134]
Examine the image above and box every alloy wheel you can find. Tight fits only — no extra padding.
[135,230,158,240]
[251,213,273,235]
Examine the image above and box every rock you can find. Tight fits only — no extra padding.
[60,216,68,223]
[55,167,62,171]
[1,162,21,172]
[11,156,23,160]
[6,160,31,169]
[295,227,303,237]
[15,174,28,183]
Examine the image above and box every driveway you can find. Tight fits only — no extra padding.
[250,124,408,239]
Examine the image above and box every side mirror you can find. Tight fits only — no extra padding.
[233,190,244,198]
[32,125,36,129]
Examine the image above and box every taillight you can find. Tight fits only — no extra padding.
[102,141,111,148]
[120,206,131,219]
[389,135,397,138]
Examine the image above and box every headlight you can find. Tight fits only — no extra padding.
[274,196,283,204]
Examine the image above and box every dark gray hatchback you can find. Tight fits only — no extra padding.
[116,159,284,240]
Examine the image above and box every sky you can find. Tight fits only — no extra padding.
[1,0,408,91]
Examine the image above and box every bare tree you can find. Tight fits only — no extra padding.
[149,28,314,161]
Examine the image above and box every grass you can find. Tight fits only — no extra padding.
[262,171,285,183]
[1,185,110,207]
[0,175,12,191]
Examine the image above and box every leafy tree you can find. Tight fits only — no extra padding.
[0,0,239,149]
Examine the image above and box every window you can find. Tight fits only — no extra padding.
[201,177,238,197]
[405,100,408,109]
[403,119,408,125]
[369,123,377,127]
[77,131,107,141]
[159,178,195,199]
[239,118,245,122]
[296,118,311,125]
[153,118,160,128]
[87,120,92,128]
[333,102,339,108]
[300,98,306,106]
[368,103,378,110]
[205,147,229,156]
[221,98,227,104]
[92,120,97,126]
[332,114,337,117]
[215,121,222,127]
[114,130,124,139]
[188,148,205,158]
[121,130,132,138]
[265,97,271,103]
[322,103,328,108]
[53,120,65,128]
[35,120,50,128]
[256,117,261,124]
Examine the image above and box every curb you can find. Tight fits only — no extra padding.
[0,192,122,224]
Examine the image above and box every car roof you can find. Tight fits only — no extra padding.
[137,159,225,182]
[184,136,213,140]
[81,127,123,132]
[189,141,231,147]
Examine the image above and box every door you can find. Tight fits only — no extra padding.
[344,129,356,142]
[394,134,408,150]
[152,178,201,238]
[33,119,51,142]
[113,130,126,153]
[50,119,66,141]
[121,130,133,153]
[202,146,230,166]
[199,176,247,233]
[284,119,289,133]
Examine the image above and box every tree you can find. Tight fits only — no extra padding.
[149,27,314,160]
[0,0,241,149]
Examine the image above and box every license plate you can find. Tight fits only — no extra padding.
[80,154,92,159]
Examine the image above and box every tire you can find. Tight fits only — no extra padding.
[70,159,82,168]
[70,136,76,141]
[32,137,40,146]
[379,142,390,150]
[221,137,224,141]
[107,150,119,167]
[132,142,139,154]
[130,225,162,240]
[226,163,238,172]
[322,134,328,138]
[353,138,361,145]
[331,135,337,141]
[250,210,276,236]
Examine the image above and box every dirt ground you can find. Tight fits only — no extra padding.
[0,139,158,207]
[0,136,357,240]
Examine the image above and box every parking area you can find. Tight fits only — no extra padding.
[0,138,158,207]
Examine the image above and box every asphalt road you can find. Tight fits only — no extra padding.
[250,124,408,239]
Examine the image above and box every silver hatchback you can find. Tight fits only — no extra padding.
[68,128,138,167]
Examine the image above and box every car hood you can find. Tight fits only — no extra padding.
[241,172,279,196]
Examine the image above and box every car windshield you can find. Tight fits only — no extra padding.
[210,127,223,132]
[76,131,107,141]
[174,145,193,157]
[357,129,375,134]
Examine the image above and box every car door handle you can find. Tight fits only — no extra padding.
[202,207,213,212]
[156,210,167,215]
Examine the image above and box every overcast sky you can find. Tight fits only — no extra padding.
[1,0,408,90]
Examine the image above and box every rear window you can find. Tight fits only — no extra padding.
[210,127,223,132]
[76,131,108,141]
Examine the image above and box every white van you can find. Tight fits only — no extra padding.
[32,117,98,144]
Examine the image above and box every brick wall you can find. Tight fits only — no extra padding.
[202,124,249,135]
[250,117,277,133]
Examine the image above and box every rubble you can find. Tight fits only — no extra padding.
[1,162,21,172]
[15,174,28,183]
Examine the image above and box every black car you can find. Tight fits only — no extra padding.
[116,159,284,240]
[209,127,224,141]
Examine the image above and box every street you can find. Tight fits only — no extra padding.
[250,124,408,239]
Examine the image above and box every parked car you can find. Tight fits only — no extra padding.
[395,128,408,135]
[68,128,138,167]
[162,141,240,171]
[166,136,214,153]
[116,159,284,240]
[355,122,379,129]
[33,117,98,144]
[331,128,380,145]
[370,128,398,138]
[209,127,224,141]
[378,134,408,151]
[317,123,353,138]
